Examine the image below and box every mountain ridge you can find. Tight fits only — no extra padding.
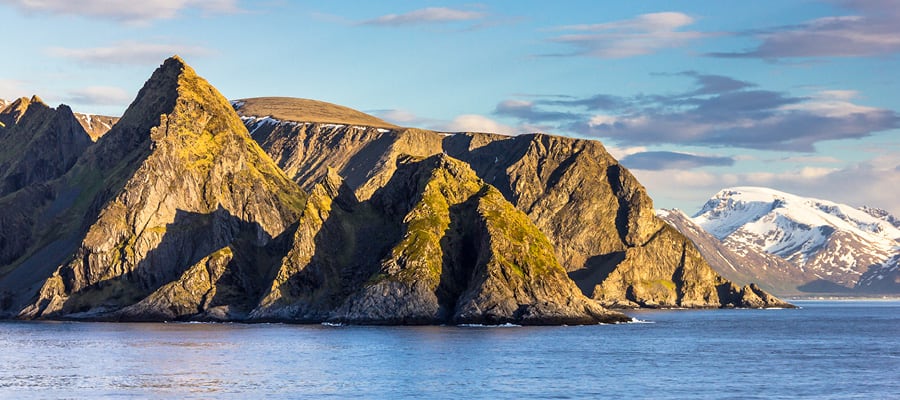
[677,186,899,294]
[236,97,791,309]
[0,57,792,324]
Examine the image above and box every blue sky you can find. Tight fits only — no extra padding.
[2,0,898,215]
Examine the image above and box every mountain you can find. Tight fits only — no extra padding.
[236,98,790,309]
[658,209,817,295]
[690,187,900,294]
[0,56,643,324]
[0,96,94,197]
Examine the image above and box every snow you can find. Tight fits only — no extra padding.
[692,186,900,280]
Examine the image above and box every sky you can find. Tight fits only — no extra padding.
[1,0,898,215]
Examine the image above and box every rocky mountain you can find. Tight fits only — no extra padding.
[0,56,651,324]
[236,98,790,309]
[0,96,95,197]
[690,187,900,293]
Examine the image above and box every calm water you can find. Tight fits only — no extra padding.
[1,301,897,399]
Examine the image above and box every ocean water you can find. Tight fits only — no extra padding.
[0,301,897,399]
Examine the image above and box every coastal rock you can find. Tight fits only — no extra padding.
[330,155,627,324]
[18,56,305,319]
[238,101,788,309]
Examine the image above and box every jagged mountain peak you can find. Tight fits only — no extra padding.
[695,186,900,242]
[15,55,307,319]
[0,95,51,127]
[689,186,900,292]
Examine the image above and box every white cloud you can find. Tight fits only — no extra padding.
[0,0,241,24]
[46,41,212,65]
[548,12,715,58]
[362,7,486,26]
[605,145,647,160]
[439,114,518,135]
[65,86,130,106]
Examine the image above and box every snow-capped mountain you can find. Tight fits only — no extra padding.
[692,187,900,292]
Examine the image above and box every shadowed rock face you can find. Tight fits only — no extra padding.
[261,155,628,325]
[10,57,307,320]
[239,103,791,309]
[0,57,633,324]
[0,96,94,197]
[658,209,816,296]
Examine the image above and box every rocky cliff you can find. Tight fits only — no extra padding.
[0,96,94,197]
[658,209,816,295]
[236,98,791,309]
[0,57,634,324]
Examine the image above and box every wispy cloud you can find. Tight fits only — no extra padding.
[65,86,130,106]
[710,0,900,59]
[0,0,242,24]
[494,72,899,152]
[546,12,716,58]
[46,41,212,65]
[620,151,734,170]
[494,100,579,123]
[361,7,486,27]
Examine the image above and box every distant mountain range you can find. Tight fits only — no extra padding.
[661,187,900,295]
[0,57,789,325]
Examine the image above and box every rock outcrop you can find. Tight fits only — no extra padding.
[0,96,94,196]
[14,56,307,320]
[237,99,790,309]
[0,57,634,324]
[658,209,814,295]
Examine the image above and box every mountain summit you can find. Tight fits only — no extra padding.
[0,57,790,324]
[687,186,900,293]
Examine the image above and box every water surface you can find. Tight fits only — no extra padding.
[1,301,897,399]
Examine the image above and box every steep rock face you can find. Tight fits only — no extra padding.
[658,209,815,295]
[250,168,390,321]
[237,100,788,309]
[250,155,627,324]
[442,133,781,308]
[17,57,306,319]
[693,187,900,292]
[0,96,94,196]
[330,155,627,324]
[237,110,441,200]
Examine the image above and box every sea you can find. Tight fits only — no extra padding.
[0,300,897,399]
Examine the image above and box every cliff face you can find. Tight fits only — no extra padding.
[14,57,306,320]
[237,101,790,309]
[0,57,632,324]
[0,96,94,196]
[658,209,815,295]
